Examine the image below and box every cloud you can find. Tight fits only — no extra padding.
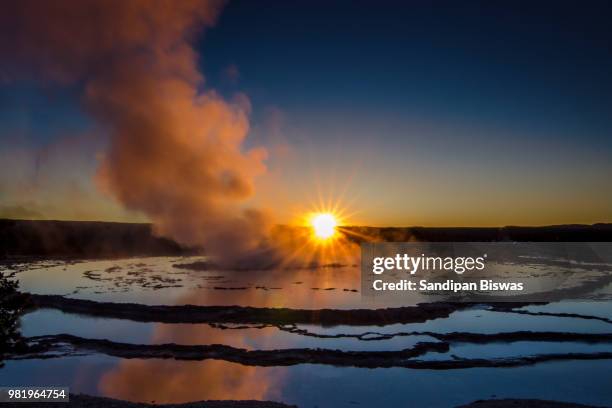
[0,0,278,267]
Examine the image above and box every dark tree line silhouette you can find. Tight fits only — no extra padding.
[0,271,28,366]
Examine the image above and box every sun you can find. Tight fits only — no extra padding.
[311,213,337,240]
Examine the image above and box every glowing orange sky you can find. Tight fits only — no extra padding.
[1,1,611,228]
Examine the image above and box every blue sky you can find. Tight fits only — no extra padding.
[1,0,611,225]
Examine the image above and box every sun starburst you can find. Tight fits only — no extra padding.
[310,213,337,240]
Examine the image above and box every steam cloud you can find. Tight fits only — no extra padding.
[0,0,279,268]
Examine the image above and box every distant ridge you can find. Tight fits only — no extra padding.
[0,219,188,258]
[343,224,612,243]
[1,219,611,258]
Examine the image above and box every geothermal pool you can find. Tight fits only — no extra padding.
[1,257,612,407]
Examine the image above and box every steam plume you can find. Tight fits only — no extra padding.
[1,0,277,267]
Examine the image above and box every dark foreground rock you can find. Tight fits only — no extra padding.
[0,394,295,408]
[16,333,612,369]
[27,294,612,326]
[0,395,605,408]
[456,399,607,408]
[21,334,448,367]
[28,294,473,325]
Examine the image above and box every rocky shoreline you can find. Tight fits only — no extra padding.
[0,395,606,408]
[11,332,612,369]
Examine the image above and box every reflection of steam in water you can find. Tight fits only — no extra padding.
[96,287,316,403]
[99,359,284,404]
[99,291,288,403]
[97,269,379,403]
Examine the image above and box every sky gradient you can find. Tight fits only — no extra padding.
[1,0,611,226]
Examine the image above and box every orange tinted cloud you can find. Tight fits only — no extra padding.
[99,359,283,404]
[0,0,277,267]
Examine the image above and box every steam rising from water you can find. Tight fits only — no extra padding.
[0,0,278,268]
